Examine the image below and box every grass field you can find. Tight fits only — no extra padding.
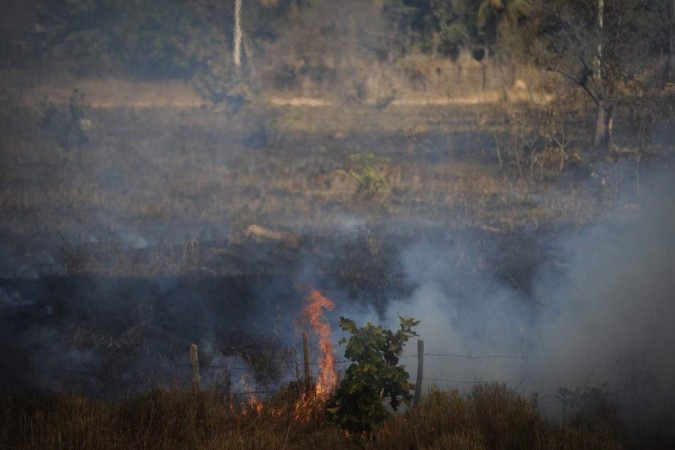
[1,76,674,449]
[0,385,625,450]
[1,81,649,278]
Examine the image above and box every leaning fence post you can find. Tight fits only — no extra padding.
[190,343,201,392]
[413,339,424,407]
[302,332,312,394]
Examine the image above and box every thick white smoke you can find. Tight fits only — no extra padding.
[533,170,675,416]
[379,166,675,427]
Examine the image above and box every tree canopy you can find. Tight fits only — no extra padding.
[2,0,672,146]
[3,0,670,79]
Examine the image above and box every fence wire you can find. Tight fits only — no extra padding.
[199,352,529,372]
[8,352,553,397]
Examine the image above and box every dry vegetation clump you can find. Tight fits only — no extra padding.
[0,384,625,450]
[369,385,623,450]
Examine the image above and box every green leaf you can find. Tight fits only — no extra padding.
[327,315,420,433]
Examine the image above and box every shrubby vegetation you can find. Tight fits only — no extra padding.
[338,152,392,202]
[327,316,419,432]
[0,384,626,449]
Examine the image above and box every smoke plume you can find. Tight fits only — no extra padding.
[374,165,675,434]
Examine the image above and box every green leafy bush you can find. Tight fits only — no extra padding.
[327,316,419,433]
[338,152,391,200]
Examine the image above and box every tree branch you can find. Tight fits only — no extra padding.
[545,65,599,104]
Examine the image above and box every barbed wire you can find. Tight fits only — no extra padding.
[399,353,527,360]
[8,353,543,394]
[413,377,554,385]
[7,352,530,377]
[195,353,527,371]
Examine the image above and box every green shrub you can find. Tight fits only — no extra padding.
[338,152,391,201]
[327,316,419,433]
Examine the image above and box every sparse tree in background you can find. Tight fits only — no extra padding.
[429,0,474,62]
[661,0,675,84]
[477,0,530,59]
[2,0,673,137]
[522,0,669,149]
[382,0,430,57]
[260,0,386,98]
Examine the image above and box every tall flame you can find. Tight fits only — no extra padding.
[303,289,337,397]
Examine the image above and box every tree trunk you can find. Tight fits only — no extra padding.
[591,0,612,149]
[593,0,604,85]
[233,0,242,70]
[593,99,613,149]
[665,0,675,84]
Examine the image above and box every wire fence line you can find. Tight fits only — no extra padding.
[399,353,528,360]
[199,352,530,372]
[6,352,529,374]
[185,352,552,396]
[415,377,555,386]
[10,352,552,398]
[12,352,530,376]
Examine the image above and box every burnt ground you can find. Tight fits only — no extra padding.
[1,98,667,397]
[0,222,562,397]
[0,274,294,395]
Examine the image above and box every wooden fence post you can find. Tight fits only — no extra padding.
[190,343,201,392]
[413,339,424,407]
[302,332,312,394]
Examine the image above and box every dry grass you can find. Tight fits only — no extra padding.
[0,88,656,277]
[0,384,624,450]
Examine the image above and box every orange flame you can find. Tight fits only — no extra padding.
[238,374,263,415]
[292,392,319,423]
[303,289,337,398]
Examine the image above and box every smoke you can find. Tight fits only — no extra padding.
[532,169,675,422]
[384,237,536,386]
[372,165,675,431]
[2,156,674,444]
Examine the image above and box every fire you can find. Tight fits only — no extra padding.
[292,392,320,423]
[238,374,263,415]
[226,289,337,420]
[303,289,337,397]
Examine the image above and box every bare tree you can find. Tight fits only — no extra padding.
[524,0,665,149]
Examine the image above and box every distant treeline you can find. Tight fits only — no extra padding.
[2,1,673,147]
[1,1,672,80]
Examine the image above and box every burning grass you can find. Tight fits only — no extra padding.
[302,289,337,398]
[0,384,624,449]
